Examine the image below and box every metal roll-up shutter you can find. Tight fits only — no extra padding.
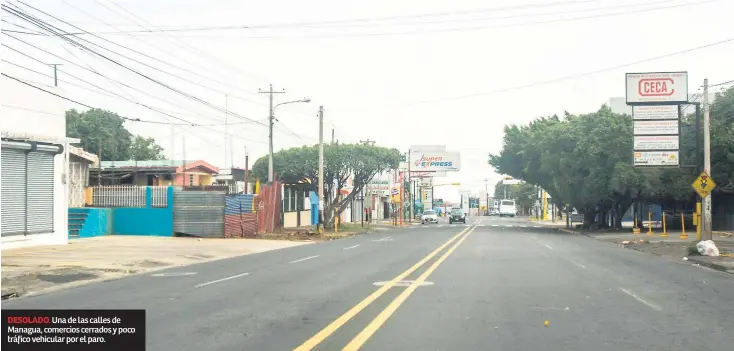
[1,148,27,236]
[26,150,55,234]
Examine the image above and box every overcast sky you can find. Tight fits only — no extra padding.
[2,0,733,202]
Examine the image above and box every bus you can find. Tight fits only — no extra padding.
[499,199,516,217]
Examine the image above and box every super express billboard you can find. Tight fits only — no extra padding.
[409,152,460,172]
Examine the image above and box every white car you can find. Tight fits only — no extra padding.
[421,210,438,224]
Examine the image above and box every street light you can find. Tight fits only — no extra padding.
[268,98,311,183]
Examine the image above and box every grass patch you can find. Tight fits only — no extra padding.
[687,242,700,256]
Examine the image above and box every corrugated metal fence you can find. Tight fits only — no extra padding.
[224,194,257,237]
[173,189,225,237]
[256,181,282,233]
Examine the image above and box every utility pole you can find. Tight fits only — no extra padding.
[224,94,229,169]
[182,136,187,187]
[318,106,325,232]
[170,125,175,166]
[97,137,102,185]
[703,78,712,240]
[484,178,488,216]
[259,84,286,183]
[49,64,61,87]
[244,146,249,194]
[331,128,335,144]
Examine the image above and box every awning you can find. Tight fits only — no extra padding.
[1,139,62,153]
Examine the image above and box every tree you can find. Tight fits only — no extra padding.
[66,108,165,161]
[488,85,734,229]
[251,144,401,228]
[130,136,166,160]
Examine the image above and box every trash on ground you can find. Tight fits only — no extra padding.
[696,240,720,257]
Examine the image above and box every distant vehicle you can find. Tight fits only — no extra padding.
[499,200,516,217]
[490,209,500,216]
[449,208,466,224]
[421,210,438,224]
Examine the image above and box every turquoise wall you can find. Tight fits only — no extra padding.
[112,187,173,236]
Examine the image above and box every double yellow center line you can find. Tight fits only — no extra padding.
[293,225,477,351]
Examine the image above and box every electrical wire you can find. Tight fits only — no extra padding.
[336,35,734,109]
[67,0,679,34]
[58,0,267,105]
[1,73,266,144]
[709,79,734,87]
[75,0,715,40]
[2,41,222,125]
[2,3,265,126]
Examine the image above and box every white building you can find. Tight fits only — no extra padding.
[1,77,77,249]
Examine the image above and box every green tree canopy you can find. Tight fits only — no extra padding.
[251,143,401,227]
[66,108,165,161]
[489,85,734,228]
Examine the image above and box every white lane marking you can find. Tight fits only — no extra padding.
[195,272,250,288]
[618,288,662,311]
[437,225,445,228]
[373,237,393,242]
[151,272,197,277]
[491,224,499,227]
[544,244,554,250]
[289,255,320,264]
[343,245,360,250]
[520,225,528,228]
[529,236,537,240]
[533,226,541,228]
[504,224,513,227]
[571,260,586,269]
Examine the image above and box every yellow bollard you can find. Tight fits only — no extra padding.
[661,213,668,237]
[648,211,653,236]
[633,214,640,235]
[696,202,702,241]
[680,212,687,239]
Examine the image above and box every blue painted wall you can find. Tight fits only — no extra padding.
[309,191,318,225]
[112,187,173,236]
[69,208,112,238]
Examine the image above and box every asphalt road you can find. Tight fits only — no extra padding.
[4,216,734,350]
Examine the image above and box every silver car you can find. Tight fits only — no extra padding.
[421,210,438,224]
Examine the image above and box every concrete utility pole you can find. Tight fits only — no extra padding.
[224,94,228,169]
[703,78,712,240]
[244,146,249,194]
[318,106,325,232]
[259,84,286,183]
[331,128,335,144]
[49,64,61,87]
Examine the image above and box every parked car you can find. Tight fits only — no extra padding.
[421,210,438,224]
[449,208,466,224]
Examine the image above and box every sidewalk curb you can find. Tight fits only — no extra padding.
[686,257,734,274]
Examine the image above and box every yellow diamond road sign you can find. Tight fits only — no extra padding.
[691,171,716,198]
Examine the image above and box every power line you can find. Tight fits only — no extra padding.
[58,0,266,105]
[65,0,678,34]
[2,41,225,125]
[709,79,734,87]
[56,0,610,34]
[336,35,734,109]
[1,73,266,144]
[3,3,266,127]
[74,0,715,40]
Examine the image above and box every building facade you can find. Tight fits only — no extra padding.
[1,77,74,249]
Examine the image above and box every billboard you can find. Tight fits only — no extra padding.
[626,72,688,104]
[633,120,679,135]
[633,151,679,167]
[366,179,390,196]
[633,135,679,150]
[632,105,678,120]
[410,152,460,172]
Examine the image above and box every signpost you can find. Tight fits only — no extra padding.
[626,72,688,104]
[627,71,687,169]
